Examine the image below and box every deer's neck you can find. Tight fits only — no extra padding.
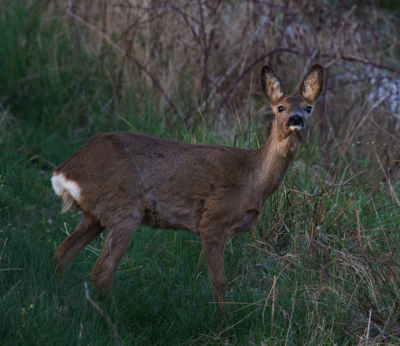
[256,125,300,202]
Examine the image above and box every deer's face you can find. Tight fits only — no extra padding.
[273,94,313,143]
[261,65,323,155]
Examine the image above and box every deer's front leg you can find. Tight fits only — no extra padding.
[200,230,228,317]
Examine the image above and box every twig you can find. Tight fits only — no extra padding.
[370,118,400,144]
[270,275,277,345]
[374,152,400,206]
[238,14,269,77]
[295,49,318,91]
[366,309,372,344]
[68,0,82,51]
[116,265,143,273]
[199,333,219,341]
[323,56,341,69]
[196,248,204,273]
[64,10,186,130]
[198,0,210,103]
[0,238,7,261]
[189,334,205,346]
[356,209,362,255]
[308,222,314,256]
[0,268,23,271]
[113,112,139,132]
[0,146,56,168]
[2,280,21,301]
[340,54,399,73]
[78,322,83,345]
[83,282,121,346]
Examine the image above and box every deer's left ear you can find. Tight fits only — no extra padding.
[299,65,323,103]
[261,66,285,106]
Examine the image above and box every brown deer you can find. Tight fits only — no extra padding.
[52,64,323,316]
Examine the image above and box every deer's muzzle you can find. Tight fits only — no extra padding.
[287,115,303,131]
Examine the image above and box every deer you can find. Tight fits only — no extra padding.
[51,64,323,316]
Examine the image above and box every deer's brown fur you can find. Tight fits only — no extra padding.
[52,65,323,316]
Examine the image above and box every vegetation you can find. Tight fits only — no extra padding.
[1,0,399,345]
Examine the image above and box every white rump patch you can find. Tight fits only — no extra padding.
[51,173,81,200]
[289,125,302,131]
[51,174,65,197]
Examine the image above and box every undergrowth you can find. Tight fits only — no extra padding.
[1,1,400,345]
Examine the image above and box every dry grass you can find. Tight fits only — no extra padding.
[52,5,397,110]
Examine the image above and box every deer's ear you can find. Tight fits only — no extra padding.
[299,65,323,103]
[261,66,284,106]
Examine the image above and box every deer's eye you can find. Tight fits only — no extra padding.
[305,106,312,113]
[277,106,285,113]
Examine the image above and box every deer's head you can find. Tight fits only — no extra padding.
[261,65,323,157]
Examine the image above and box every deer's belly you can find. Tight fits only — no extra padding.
[141,203,202,234]
[230,209,261,234]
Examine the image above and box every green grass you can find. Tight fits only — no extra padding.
[1,2,400,345]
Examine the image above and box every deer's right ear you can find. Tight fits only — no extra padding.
[299,65,323,103]
[261,66,284,106]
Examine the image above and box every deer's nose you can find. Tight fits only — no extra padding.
[287,115,303,127]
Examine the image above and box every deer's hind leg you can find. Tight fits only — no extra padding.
[53,213,105,275]
[91,212,143,297]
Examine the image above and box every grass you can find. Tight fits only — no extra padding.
[1,1,400,345]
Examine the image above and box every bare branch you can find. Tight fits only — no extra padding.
[65,10,187,130]
[84,282,121,346]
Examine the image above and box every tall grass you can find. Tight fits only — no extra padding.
[52,0,400,165]
[1,1,400,345]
